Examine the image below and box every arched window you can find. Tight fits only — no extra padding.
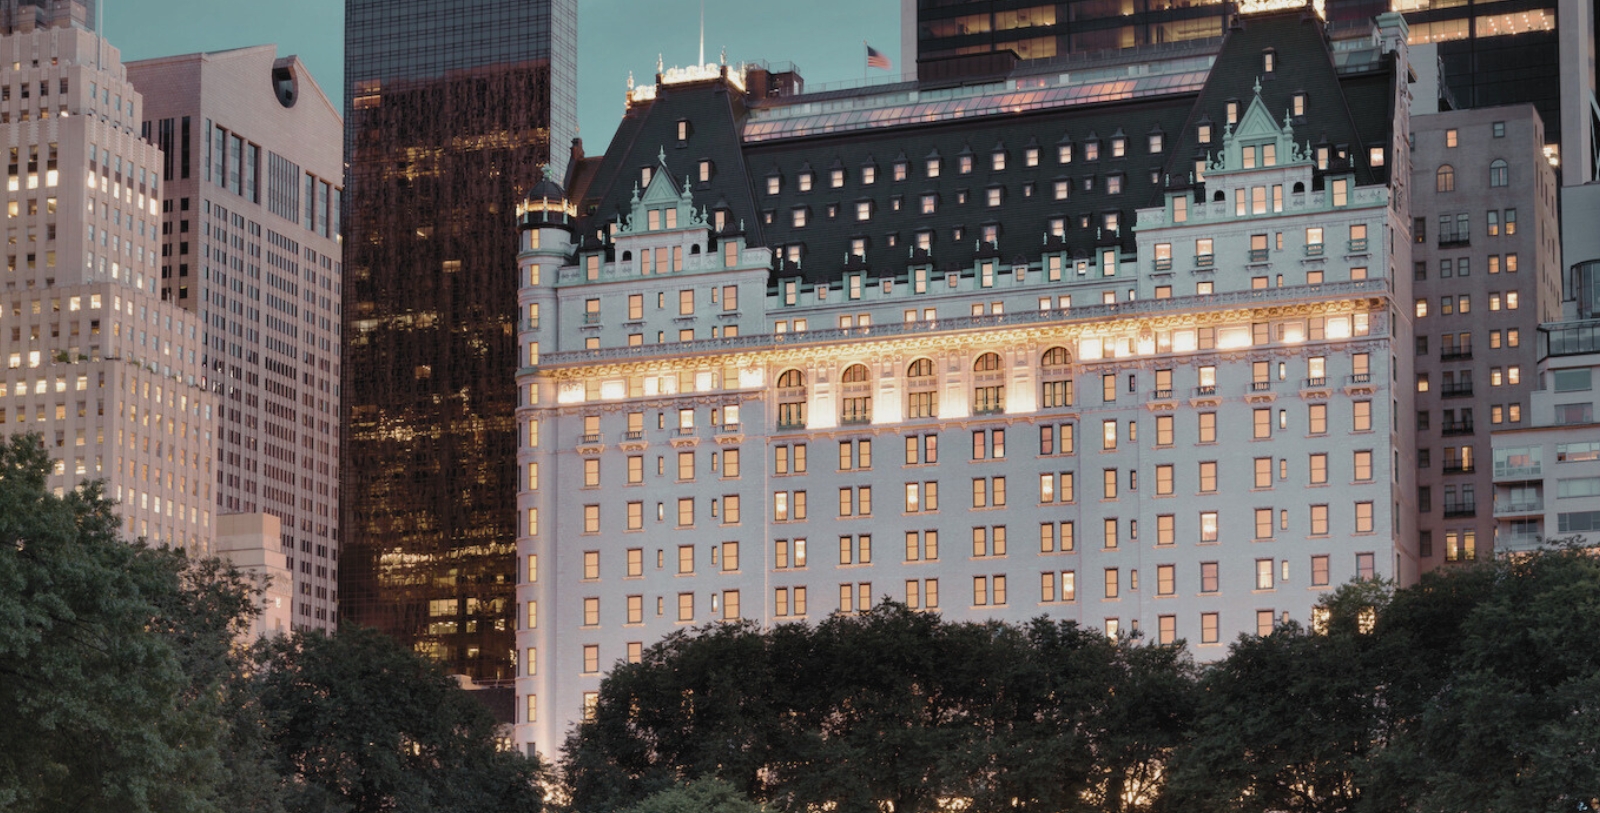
[1436,164,1455,193]
[1292,181,1305,194]
[1489,159,1508,188]
[906,358,937,418]
[972,353,1005,413]
[840,364,871,423]
[1040,347,1073,408]
[776,369,806,428]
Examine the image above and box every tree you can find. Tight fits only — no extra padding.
[617,777,767,813]
[256,625,546,813]
[0,434,240,813]
[1364,549,1600,812]
[564,604,1197,813]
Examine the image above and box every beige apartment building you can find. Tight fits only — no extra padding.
[1409,106,1562,564]
[127,46,344,630]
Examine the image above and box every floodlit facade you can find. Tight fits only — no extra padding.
[127,46,345,632]
[1407,106,1562,565]
[512,9,1418,755]
[0,4,215,550]
[340,0,578,682]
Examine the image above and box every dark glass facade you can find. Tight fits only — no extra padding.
[917,0,1229,62]
[342,0,575,682]
[1327,0,1564,149]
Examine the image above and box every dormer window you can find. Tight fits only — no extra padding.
[1053,179,1069,200]
[1058,143,1073,163]
[1263,144,1276,166]
[992,150,1007,171]
[926,157,941,178]
[894,161,908,181]
[677,119,690,141]
[1106,175,1123,194]
[1316,146,1330,170]
[1198,123,1212,144]
[1263,49,1276,73]
[1148,132,1164,153]
[792,207,808,228]
[766,174,780,195]
[798,172,813,192]
[850,238,867,257]
[1243,146,1256,169]
[698,159,712,182]
[1226,100,1239,125]
[862,164,877,185]
[920,194,937,214]
[1111,137,1125,158]
[856,201,872,221]
[831,168,845,188]
[1084,141,1100,161]
[1025,147,1039,167]
[1292,92,1306,117]
[642,166,653,187]
[959,154,973,174]
[986,187,1002,207]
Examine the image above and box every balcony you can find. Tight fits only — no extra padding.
[777,420,807,431]
[1248,248,1269,263]
[1438,234,1470,249]
[1494,498,1544,516]
[1348,373,1371,384]
[1440,383,1474,398]
[1303,377,1328,388]
[1152,388,1174,399]
[716,423,742,435]
[582,312,601,325]
[1442,502,1477,518]
[672,427,697,437]
[1195,385,1217,396]
[580,433,601,444]
[1305,243,1325,258]
[623,430,645,440]
[1195,253,1215,268]
[1251,381,1272,392]
[1441,420,1475,436]
[1442,462,1476,475]
[1152,257,1173,271]
[1494,464,1542,481]
[1440,347,1473,361]
[1348,238,1368,253]
[1498,533,1542,552]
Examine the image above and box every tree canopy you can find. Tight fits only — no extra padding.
[565,548,1600,813]
[0,433,544,813]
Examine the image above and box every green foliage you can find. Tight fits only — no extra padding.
[562,603,1196,813]
[616,777,766,813]
[256,625,546,813]
[568,554,1600,813]
[0,433,233,813]
[0,433,543,813]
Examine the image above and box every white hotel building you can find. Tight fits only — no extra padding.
[511,7,1417,755]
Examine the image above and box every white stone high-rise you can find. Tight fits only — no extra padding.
[0,2,214,549]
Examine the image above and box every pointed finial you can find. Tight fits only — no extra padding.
[1253,76,1262,96]
[627,71,635,90]
[658,145,666,165]
[721,47,727,66]
[657,53,664,74]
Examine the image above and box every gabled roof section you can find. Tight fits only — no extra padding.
[576,76,759,244]
[1160,8,1388,193]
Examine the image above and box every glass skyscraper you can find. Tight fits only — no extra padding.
[341,0,576,683]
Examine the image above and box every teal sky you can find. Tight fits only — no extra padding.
[106,0,901,154]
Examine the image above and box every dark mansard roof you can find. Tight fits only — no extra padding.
[568,8,1401,285]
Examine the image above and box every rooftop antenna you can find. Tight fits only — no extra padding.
[698,0,705,66]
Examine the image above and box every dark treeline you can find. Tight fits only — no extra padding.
[564,548,1600,813]
[0,435,544,813]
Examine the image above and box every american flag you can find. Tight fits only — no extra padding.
[866,44,892,71]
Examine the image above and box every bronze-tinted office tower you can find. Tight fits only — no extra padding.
[341,0,576,681]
